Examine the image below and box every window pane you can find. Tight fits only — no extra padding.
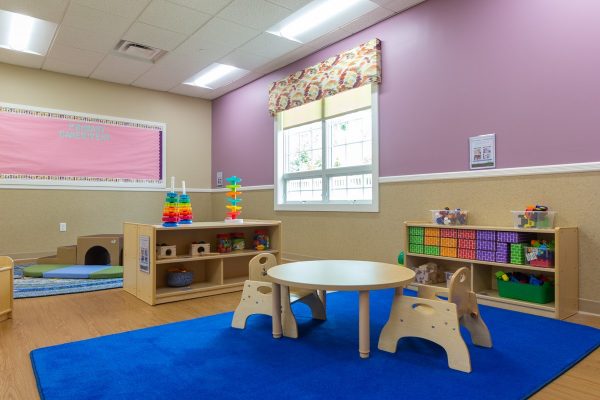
[329,174,372,201]
[284,122,322,173]
[286,178,322,201]
[327,109,372,169]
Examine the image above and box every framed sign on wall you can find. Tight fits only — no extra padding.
[0,102,166,189]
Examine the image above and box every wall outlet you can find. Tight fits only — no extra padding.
[216,171,223,187]
[59,222,67,232]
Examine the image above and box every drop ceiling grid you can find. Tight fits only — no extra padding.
[0,0,427,99]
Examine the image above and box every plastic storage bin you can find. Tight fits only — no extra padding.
[525,246,555,268]
[431,210,468,225]
[497,280,554,304]
[512,211,556,229]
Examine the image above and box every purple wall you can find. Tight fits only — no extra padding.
[212,0,600,187]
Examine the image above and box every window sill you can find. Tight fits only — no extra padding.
[274,202,379,213]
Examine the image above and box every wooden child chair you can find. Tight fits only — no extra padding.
[231,253,326,338]
[378,267,492,373]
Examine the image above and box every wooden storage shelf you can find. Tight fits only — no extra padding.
[123,220,282,305]
[406,252,556,273]
[155,249,279,264]
[405,222,578,319]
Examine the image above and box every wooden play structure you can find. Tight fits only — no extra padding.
[0,256,14,322]
[231,253,326,338]
[378,267,492,373]
[38,234,123,266]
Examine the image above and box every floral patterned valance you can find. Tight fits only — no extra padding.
[268,38,381,116]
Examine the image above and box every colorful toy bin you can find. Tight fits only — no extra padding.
[512,210,556,229]
[431,209,468,225]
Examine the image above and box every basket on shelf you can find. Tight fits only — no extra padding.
[167,270,194,287]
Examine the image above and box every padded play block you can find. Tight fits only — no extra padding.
[23,265,70,278]
[37,245,77,265]
[43,265,110,279]
[89,266,123,279]
[77,234,123,266]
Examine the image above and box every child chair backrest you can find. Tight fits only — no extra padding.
[248,253,278,282]
[448,267,471,317]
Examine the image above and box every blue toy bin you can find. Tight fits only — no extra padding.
[167,271,194,287]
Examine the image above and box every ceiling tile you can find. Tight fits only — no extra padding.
[71,0,151,18]
[124,22,187,51]
[218,0,292,30]
[176,17,259,50]
[54,25,122,53]
[168,83,216,98]
[265,0,311,11]
[342,6,395,35]
[239,33,300,59]
[139,0,212,35]
[90,54,153,84]
[46,43,106,68]
[219,49,270,70]
[62,3,132,35]
[305,28,352,51]
[43,58,98,77]
[165,0,233,15]
[133,50,224,91]
[0,0,70,23]
[377,0,426,12]
[0,48,44,69]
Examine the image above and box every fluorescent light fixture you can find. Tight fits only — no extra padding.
[267,0,378,44]
[184,63,249,90]
[0,10,58,55]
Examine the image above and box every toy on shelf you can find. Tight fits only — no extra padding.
[178,180,193,224]
[157,243,177,259]
[525,239,555,267]
[190,242,210,256]
[162,177,179,227]
[431,208,468,225]
[166,266,193,287]
[512,205,556,229]
[224,176,243,224]
[410,262,445,284]
[253,230,270,250]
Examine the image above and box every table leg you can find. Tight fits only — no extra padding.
[318,289,327,309]
[272,282,282,339]
[359,290,370,359]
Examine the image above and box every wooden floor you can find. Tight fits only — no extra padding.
[0,289,599,400]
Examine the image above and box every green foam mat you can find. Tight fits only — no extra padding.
[89,266,123,279]
[23,264,70,278]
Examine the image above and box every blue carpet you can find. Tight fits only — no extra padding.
[30,290,600,400]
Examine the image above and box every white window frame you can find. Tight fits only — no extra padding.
[274,84,379,212]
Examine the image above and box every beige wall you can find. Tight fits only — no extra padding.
[211,171,600,309]
[0,63,212,255]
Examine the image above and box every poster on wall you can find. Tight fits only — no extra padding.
[139,235,150,274]
[469,133,496,169]
[0,102,166,188]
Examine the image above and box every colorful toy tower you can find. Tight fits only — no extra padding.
[162,177,179,227]
[178,180,193,224]
[225,176,243,223]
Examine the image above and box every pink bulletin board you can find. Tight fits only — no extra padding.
[0,103,165,189]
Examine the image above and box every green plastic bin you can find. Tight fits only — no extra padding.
[409,243,424,254]
[409,235,424,244]
[497,280,554,304]
[408,226,424,236]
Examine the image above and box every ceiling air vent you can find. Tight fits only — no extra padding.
[114,40,166,63]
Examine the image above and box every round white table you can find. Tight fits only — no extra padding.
[267,260,415,358]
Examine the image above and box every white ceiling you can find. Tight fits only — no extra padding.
[0,0,426,100]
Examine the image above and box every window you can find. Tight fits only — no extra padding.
[275,84,378,212]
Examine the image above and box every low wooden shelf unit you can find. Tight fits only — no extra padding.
[404,222,578,319]
[123,220,281,305]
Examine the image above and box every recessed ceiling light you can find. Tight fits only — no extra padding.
[184,63,249,90]
[0,10,58,56]
[267,0,378,44]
